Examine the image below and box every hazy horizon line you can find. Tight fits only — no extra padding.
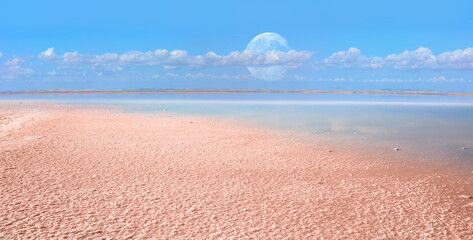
[1,88,473,97]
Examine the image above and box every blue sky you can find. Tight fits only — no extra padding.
[1,0,472,91]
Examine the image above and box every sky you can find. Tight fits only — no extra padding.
[0,0,472,91]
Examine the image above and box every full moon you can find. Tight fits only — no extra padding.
[246,32,290,81]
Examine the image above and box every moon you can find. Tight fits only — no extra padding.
[246,32,289,81]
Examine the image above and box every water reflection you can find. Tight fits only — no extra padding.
[110,98,473,168]
[2,93,473,167]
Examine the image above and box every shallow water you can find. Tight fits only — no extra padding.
[2,93,473,169]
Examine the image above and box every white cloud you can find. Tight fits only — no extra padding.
[319,46,473,70]
[384,47,437,69]
[38,47,57,60]
[169,50,188,63]
[324,47,363,67]
[429,75,446,82]
[182,72,232,79]
[428,76,472,83]
[0,65,34,80]
[436,47,473,69]
[0,55,35,80]
[0,52,3,58]
[321,48,382,69]
[48,70,57,76]
[4,57,24,66]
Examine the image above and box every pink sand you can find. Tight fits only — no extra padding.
[1,102,473,239]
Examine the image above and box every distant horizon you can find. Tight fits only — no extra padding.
[2,87,473,97]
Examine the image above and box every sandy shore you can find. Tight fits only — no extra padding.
[1,102,473,239]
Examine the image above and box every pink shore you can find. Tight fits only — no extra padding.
[1,102,473,239]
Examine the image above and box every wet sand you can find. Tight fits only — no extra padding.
[1,102,473,239]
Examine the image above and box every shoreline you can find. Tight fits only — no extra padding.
[1,102,473,238]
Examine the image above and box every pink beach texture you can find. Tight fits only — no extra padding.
[1,102,473,239]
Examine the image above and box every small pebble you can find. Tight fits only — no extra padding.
[461,147,467,150]
[393,148,400,151]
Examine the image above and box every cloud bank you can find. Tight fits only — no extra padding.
[38,48,315,74]
[320,47,473,70]
[1,46,472,82]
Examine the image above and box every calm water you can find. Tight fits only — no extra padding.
[2,93,473,169]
